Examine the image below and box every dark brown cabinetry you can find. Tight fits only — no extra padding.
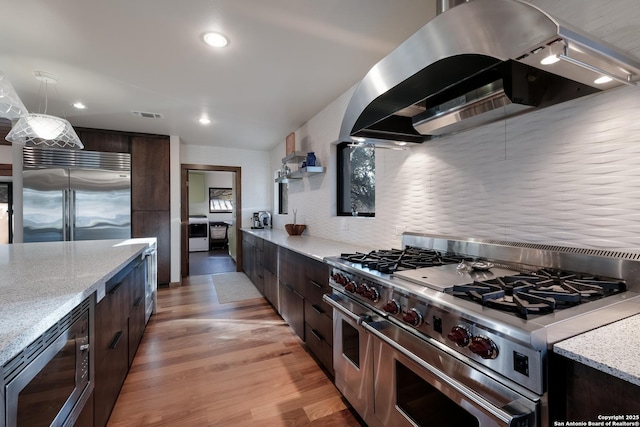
[132,210,170,285]
[279,279,305,339]
[131,136,171,285]
[131,136,170,211]
[94,256,147,427]
[76,128,130,153]
[302,257,333,376]
[241,231,333,376]
[127,260,147,367]
[263,240,278,308]
[549,352,640,423]
[278,247,306,340]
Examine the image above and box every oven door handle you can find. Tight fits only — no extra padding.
[323,293,371,324]
[360,319,522,426]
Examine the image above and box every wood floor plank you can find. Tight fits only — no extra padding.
[107,275,364,427]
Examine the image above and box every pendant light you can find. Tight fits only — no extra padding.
[5,71,84,149]
[0,70,28,120]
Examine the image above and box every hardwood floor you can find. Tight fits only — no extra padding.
[107,274,363,427]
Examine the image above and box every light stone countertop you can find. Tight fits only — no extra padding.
[0,239,152,366]
[554,314,640,387]
[242,228,372,261]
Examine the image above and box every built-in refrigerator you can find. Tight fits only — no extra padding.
[22,147,131,242]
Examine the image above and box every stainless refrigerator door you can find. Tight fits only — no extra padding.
[69,169,131,241]
[23,168,70,242]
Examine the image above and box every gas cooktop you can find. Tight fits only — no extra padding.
[393,263,521,293]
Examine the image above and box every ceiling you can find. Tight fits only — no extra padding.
[0,0,436,151]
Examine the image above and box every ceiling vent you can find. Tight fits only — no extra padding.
[131,111,164,119]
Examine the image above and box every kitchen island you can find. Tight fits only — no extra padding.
[0,238,153,366]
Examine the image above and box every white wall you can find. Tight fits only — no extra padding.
[181,144,272,227]
[269,0,640,250]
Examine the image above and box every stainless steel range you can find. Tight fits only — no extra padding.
[323,233,640,427]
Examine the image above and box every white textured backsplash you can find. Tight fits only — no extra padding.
[283,0,640,251]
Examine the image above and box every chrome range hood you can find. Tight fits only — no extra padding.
[340,0,640,147]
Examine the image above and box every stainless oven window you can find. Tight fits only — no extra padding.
[17,337,77,426]
[341,319,360,367]
[396,360,479,426]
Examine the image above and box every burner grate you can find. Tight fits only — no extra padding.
[453,269,626,318]
[340,246,473,274]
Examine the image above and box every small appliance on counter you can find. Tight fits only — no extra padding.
[251,211,271,229]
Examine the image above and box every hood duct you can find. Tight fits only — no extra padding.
[340,0,640,147]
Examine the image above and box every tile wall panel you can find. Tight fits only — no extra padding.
[276,0,640,251]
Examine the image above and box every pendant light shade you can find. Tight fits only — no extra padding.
[3,71,84,149]
[6,113,84,149]
[0,71,28,120]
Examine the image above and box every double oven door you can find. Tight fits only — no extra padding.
[325,292,539,427]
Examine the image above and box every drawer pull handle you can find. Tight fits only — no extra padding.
[310,280,322,289]
[311,304,324,314]
[108,281,124,295]
[80,344,90,352]
[133,296,144,307]
[310,329,323,342]
[110,331,123,349]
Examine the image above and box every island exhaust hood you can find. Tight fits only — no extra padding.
[340,0,640,147]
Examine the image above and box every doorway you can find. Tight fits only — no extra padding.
[181,164,242,278]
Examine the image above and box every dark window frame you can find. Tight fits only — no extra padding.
[278,182,288,215]
[337,141,375,217]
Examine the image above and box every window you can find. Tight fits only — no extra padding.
[278,182,288,214]
[337,142,375,216]
[209,187,233,213]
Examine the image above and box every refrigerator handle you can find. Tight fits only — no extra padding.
[62,189,70,241]
[69,189,76,241]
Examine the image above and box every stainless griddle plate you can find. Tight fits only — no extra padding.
[392,264,520,292]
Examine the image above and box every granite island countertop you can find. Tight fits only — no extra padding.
[241,228,372,261]
[0,239,153,366]
[554,314,640,387]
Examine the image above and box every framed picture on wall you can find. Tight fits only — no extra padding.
[209,187,233,213]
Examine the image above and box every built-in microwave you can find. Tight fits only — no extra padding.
[3,297,92,427]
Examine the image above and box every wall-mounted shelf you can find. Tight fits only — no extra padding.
[275,152,325,183]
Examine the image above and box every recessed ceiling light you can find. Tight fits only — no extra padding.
[73,102,86,109]
[199,116,211,125]
[203,32,229,48]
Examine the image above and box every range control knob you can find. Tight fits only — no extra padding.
[383,300,400,315]
[469,336,499,359]
[345,281,356,293]
[356,283,368,295]
[447,325,471,347]
[402,308,424,327]
[332,273,346,285]
[364,287,380,302]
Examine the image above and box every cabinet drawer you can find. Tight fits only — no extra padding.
[304,323,333,376]
[304,299,332,344]
[280,281,304,339]
[263,269,279,310]
[303,276,332,313]
[304,257,329,287]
